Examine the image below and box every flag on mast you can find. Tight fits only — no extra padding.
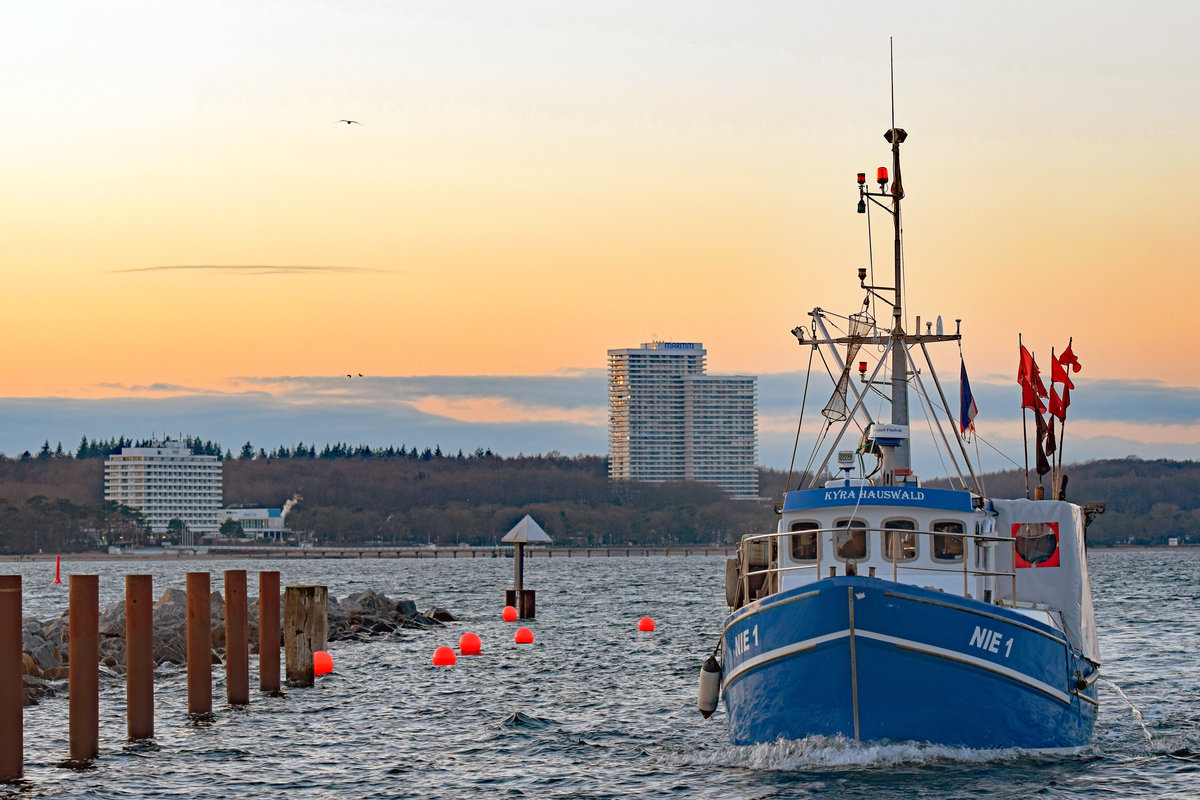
[1018,344,1048,410]
[959,358,978,440]
[1059,339,1082,373]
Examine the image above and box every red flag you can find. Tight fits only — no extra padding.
[1018,345,1048,411]
[1048,384,1069,421]
[1018,344,1035,388]
[1060,340,1081,373]
[1022,383,1048,413]
[1051,352,1075,391]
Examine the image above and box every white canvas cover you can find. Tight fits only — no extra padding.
[501,514,553,544]
[991,498,1099,662]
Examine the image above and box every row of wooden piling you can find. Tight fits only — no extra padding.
[0,571,325,780]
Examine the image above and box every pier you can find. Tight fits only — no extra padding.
[202,545,736,559]
[3,545,736,561]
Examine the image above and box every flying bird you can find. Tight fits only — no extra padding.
[336,119,361,125]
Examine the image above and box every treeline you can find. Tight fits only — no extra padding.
[0,443,790,553]
[2,436,1196,553]
[226,454,787,548]
[10,436,505,462]
[928,458,1200,546]
[13,436,226,461]
[0,458,147,553]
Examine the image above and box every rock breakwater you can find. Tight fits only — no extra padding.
[19,588,455,704]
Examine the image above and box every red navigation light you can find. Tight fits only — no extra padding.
[876,167,889,187]
[858,361,867,374]
[857,172,866,185]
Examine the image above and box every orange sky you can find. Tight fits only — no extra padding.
[3,3,1198,402]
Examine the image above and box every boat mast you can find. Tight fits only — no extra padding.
[882,124,909,485]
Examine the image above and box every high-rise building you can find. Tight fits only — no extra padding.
[104,440,223,534]
[608,341,758,497]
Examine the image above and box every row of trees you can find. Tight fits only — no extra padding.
[227,455,787,548]
[0,447,790,553]
[1,435,1197,552]
[4,437,508,463]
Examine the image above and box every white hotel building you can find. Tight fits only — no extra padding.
[608,341,758,498]
[104,440,223,534]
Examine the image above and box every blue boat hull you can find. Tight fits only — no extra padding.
[720,577,1097,750]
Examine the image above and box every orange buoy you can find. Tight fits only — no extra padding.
[432,646,457,666]
[459,632,482,655]
[502,605,518,622]
[514,627,534,644]
[314,650,333,675]
[638,617,655,632]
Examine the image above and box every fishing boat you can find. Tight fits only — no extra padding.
[696,114,1104,752]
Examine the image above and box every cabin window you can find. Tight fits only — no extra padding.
[932,521,964,562]
[882,519,918,562]
[834,519,867,561]
[1013,522,1060,568]
[789,520,819,561]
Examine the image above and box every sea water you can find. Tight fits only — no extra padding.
[2,548,1198,799]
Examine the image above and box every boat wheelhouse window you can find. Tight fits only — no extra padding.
[789,520,819,561]
[834,519,867,561]
[882,519,918,562]
[932,521,965,562]
[1013,522,1060,567]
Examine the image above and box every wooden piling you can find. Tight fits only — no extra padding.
[283,586,327,687]
[0,575,22,779]
[505,588,536,619]
[224,570,249,706]
[69,574,99,762]
[513,541,525,592]
[125,574,154,740]
[258,571,280,693]
[186,572,212,715]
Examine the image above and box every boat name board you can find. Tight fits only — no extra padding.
[782,485,975,513]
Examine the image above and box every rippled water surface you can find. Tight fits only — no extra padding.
[3,549,1198,798]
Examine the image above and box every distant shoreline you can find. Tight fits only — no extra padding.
[0,543,1193,563]
[0,545,737,562]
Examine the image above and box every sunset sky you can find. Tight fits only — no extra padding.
[2,2,1198,476]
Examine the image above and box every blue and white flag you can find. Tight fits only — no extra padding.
[960,358,978,440]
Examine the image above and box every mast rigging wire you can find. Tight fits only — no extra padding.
[785,344,817,492]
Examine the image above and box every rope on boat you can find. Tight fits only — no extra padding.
[786,344,817,492]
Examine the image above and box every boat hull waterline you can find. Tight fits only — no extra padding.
[720,577,1097,750]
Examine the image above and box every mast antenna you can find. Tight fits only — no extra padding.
[890,37,896,134]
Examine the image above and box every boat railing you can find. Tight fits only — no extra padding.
[736,526,1018,606]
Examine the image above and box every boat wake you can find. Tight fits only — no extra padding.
[682,735,1033,770]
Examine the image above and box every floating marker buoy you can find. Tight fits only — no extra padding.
[314,650,333,675]
[638,616,655,631]
[514,627,534,644]
[502,605,518,622]
[698,655,722,719]
[53,555,62,585]
[459,632,482,655]
[432,646,457,666]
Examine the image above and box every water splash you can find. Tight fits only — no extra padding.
[1099,678,1153,744]
[679,735,1025,770]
